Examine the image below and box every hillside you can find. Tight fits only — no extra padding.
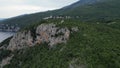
[0,0,120,28]
[0,0,120,68]
[56,0,120,21]
[0,19,120,68]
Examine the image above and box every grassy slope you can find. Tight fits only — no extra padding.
[3,19,120,68]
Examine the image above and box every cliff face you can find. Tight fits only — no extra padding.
[7,31,33,51]
[0,23,78,67]
[36,23,70,46]
[7,23,72,51]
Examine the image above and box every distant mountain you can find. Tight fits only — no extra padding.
[63,0,101,9]
[0,0,119,27]
[57,0,119,21]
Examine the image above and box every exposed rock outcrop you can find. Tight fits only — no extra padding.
[7,23,71,51]
[71,27,79,32]
[36,23,70,47]
[69,59,85,68]
[7,31,34,51]
[1,23,79,67]
[0,54,14,68]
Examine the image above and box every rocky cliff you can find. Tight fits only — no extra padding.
[0,23,78,68]
[7,23,73,51]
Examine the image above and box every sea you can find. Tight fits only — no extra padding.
[0,32,14,43]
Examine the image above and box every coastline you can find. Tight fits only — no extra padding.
[0,32,15,43]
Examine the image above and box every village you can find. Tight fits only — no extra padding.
[0,24,20,32]
[0,15,80,32]
[43,15,80,20]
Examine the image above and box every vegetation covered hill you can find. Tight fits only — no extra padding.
[0,0,120,28]
[0,0,120,68]
[0,19,120,68]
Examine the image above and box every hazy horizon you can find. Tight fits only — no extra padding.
[0,0,78,18]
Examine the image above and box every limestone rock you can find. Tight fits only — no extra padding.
[0,54,14,68]
[36,23,70,47]
[7,31,34,51]
[71,27,79,32]
[7,23,70,51]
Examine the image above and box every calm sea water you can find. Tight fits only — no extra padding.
[0,32,14,43]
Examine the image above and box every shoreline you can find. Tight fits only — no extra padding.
[0,32,15,43]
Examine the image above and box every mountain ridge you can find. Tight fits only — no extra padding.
[62,0,102,9]
[0,0,119,28]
